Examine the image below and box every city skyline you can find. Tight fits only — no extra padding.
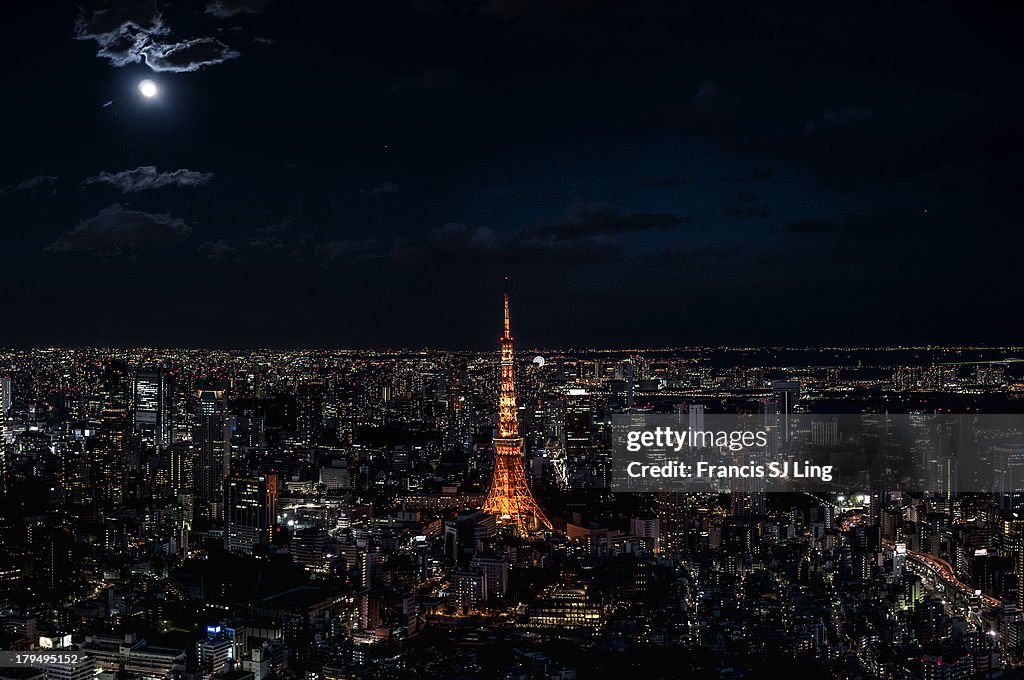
[4,285,1024,677]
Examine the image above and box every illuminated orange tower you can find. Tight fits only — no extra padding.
[482,283,552,536]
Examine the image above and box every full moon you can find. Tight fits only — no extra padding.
[138,79,158,98]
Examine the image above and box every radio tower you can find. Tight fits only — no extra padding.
[482,281,552,536]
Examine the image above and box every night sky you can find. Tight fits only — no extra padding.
[2,1,1022,349]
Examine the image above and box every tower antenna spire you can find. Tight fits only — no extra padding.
[503,276,511,338]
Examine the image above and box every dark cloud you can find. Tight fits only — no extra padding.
[248,217,296,249]
[46,204,191,257]
[523,207,692,241]
[794,101,1024,180]
[74,5,240,72]
[692,80,719,109]
[2,175,57,195]
[804,108,872,136]
[772,210,942,249]
[198,239,237,260]
[647,241,749,267]
[389,207,691,266]
[636,175,696,189]
[255,217,294,233]
[665,79,744,138]
[205,0,275,19]
[389,67,464,93]
[714,168,775,183]
[723,192,769,219]
[414,0,690,50]
[391,222,621,266]
[723,205,770,218]
[83,166,213,193]
[360,181,401,196]
[316,239,379,265]
[780,218,840,234]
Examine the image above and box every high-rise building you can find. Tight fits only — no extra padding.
[169,442,194,498]
[91,406,129,504]
[195,390,230,511]
[223,474,278,554]
[134,366,173,449]
[994,441,1024,516]
[291,527,328,573]
[564,389,592,456]
[482,284,552,537]
[296,379,324,445]
[0,375,11,418]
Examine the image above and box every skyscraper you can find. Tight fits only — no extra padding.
[223,473,278,554]
[0,375,8,494]
[994,441,1024,516]
[91,405,129,504]
[0,375,11,418]
[195,390,230,512]
[134,366,173,449]
[296,379,324,446]
[482,285,552,537]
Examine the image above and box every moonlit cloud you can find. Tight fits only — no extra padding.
[141,37,240,73]
[46,204,192,257]
[198,239,238,260]
[360,181,401,196]
[205,0,276,19]
[83,166,213,193]
[316,239,379,264]
[74,6,240,73]
[73,6,169,68]
[1,175,57,195]
[248,217,296,249]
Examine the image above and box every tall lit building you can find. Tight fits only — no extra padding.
[195,390,230,511]
[169,442,194,498]
[223,473,278,554]
[0,374,7,492]
[0,375,11,418]
[564,388,592,456]
[296,379,324,445]
[994,441,1024,516]
[134,366,173,449]
[91,406,129,504]
[482,285,552,537]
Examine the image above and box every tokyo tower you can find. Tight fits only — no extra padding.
[482,284,553,536]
